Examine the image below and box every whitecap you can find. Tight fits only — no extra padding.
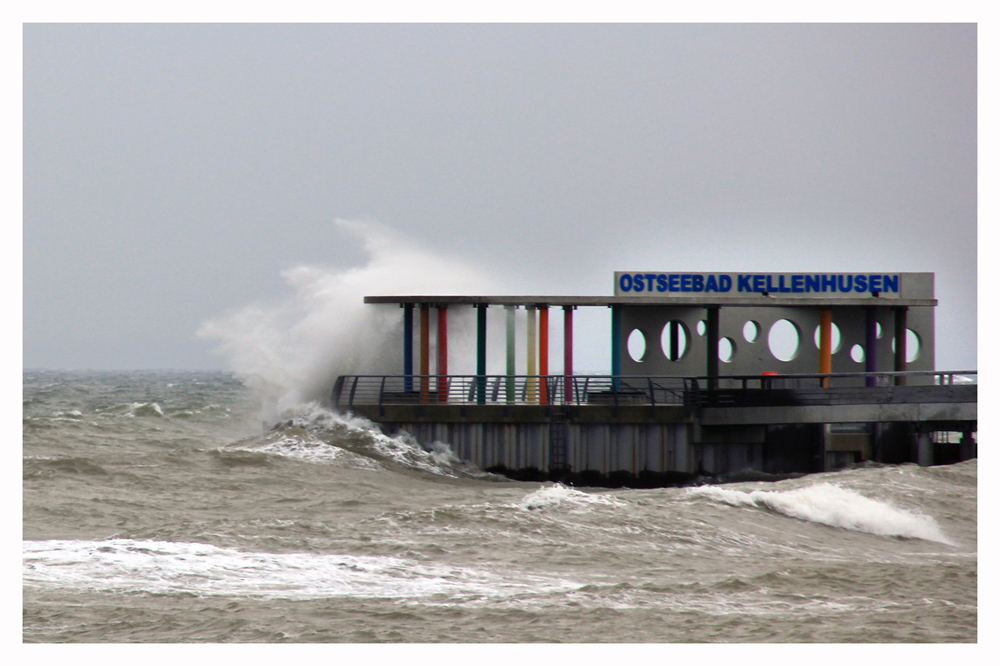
[686,483,953,544]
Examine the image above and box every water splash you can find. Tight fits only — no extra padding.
[197,219,499,423]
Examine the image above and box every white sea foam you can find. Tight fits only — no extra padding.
[22,539,580,600]
[516,484,623,512]
[686,483,954,544]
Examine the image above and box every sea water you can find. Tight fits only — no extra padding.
[23,369,977,642]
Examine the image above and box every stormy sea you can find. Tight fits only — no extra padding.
[22,369,976,643]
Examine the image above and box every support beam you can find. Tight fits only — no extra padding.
[819,309,832,387]
[437,306,448,402]
[420,304,430,402]
[894,307,908,386]
[563,306,574,403]
[527,307,537,402]
[476,304,487,405]
[916,430,933,467]
[706,306,720,391]
[611,305,621,388]
[539,305,549,404]
[505,305,516,403]
[865,308,878,387]
[403,304,413,393]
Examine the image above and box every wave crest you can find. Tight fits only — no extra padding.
[686,483,953,544]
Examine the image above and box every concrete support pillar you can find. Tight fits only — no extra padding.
[894,307,908,386]
[420,304,430,402]
[476,304,487,405]
[916,430,933,467]
[706,306,720,391]
[563,306,574,403]
[437,306,448,402]
[960,426,976,461]
[403,304,414,393]
[865,308,878,387]
[819,309,832,387]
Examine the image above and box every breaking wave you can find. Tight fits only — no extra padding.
[516,484,623,512]
[686,483,954,545]
[219,403,492,479]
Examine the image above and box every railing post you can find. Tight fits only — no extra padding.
[348,376,359,409]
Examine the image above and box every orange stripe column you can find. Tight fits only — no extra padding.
[819,309,832,387]
[539,306,549,404]
[420,304,429,402]
[437,306,448,402]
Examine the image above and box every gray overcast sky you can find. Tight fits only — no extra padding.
[23,23,977,371]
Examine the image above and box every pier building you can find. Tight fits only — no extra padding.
[333,272,976,486]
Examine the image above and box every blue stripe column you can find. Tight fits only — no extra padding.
[403,304,414,392]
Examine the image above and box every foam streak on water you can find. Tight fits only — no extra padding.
[23,540,582,600]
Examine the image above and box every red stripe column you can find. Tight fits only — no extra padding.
[539,306,549,404]
[563,306,574,403]
[437,306,448,402]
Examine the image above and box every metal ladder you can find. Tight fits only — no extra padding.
[549,406,569,473]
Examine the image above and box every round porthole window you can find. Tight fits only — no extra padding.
[768,319,800,362]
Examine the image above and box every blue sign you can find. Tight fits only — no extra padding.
[614,273,902,297]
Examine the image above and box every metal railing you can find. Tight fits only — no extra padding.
[331,370,976,411]
[332,374,696,410]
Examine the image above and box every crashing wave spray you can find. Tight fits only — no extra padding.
[198,219,499,422]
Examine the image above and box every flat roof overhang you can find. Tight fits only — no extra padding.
[364,295,938,308]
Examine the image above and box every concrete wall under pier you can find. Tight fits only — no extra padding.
[395,419,696,476]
